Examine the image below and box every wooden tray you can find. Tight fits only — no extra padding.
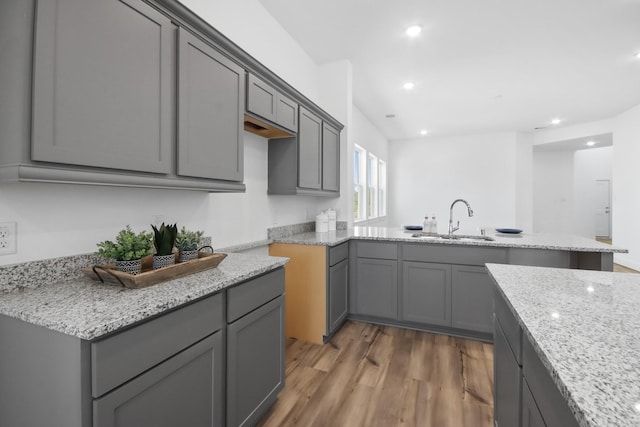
[82,252,227,289]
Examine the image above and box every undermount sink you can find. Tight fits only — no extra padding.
[411,233,495,242]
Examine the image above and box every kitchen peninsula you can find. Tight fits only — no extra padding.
[270,226,625,344]
[487,263,640,427]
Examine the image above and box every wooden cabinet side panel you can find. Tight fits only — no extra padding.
[177,28,244,181]
[269,243,326,344]
[32,0,172,173]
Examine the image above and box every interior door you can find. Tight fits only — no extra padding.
[595,179,611,238]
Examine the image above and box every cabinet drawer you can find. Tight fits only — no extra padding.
[227,268,285,323]
[329,242,348,266]
[357,241,398,260]
[523,336,580,427]
[403,243,508,265]
[91,292,223,398]
[494,287,522,365]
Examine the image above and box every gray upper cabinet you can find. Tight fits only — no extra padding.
[275,92,298,132]
[322,123,340,192]
[177,28,244,182]
[32,0,173,174]
[298,107,323,190]
[401,261,451,326]
[246,73,277,123]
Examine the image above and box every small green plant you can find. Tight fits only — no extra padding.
[96,225,153,261]
[175,226,204,251]
[151,222,178,256]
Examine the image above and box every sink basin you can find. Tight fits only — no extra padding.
[411,233,494,242]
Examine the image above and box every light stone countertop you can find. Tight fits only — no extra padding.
[486,263,640,427]
[0,253,288,341]
[272,226,626,253]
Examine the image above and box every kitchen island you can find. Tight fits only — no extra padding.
[0,252,289,427]
[487,263,640,427]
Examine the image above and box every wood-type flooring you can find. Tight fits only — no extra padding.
[258,321,494,427]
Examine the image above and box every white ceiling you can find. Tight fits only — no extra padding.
[533,133,613,151]
[258,0,640,141]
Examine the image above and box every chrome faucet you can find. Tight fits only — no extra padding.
[448,199,474,237]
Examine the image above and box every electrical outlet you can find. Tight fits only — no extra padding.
[0,222,17,255]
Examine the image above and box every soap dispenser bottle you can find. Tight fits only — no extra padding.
[430,215,438,234]
[423,214,430,233]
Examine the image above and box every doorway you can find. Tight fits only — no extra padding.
[595,179,611,239]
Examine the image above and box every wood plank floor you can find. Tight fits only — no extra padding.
[258,321,494,427]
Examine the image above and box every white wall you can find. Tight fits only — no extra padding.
[388,132,520,235]
[515,133,534,231]
[0,0,343,265]
[533,150,576,233]
[612,103,640,270]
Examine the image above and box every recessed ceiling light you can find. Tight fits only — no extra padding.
[385,114,396,118]
[550,118,562,125]
[405,25,423,37]
[403,81,415,90]
[420,130,428,136]
[586,140,596,146]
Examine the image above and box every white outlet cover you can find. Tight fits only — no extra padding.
[0,221,17,255]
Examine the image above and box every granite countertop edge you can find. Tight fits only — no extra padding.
[0,253,289,341]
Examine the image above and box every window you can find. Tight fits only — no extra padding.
[353,145,387,222]
[367,153,378,218]
[378,159,386,217]
[353,145,365,222]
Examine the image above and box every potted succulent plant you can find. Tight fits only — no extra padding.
[151,222,178,269]
[96,225,153,275]
[175,226,205,262]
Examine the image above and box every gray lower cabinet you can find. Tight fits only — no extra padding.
[226,270,285,427]
[401,261,451,326]
[93,332,223,427]
[522,381,546,427]
[354,258,398,319]
[494,286,580,427]
[451,265,494,333]
[298,107,323,190]
[494,316,521,427]
[328,259,348,333]
[178,28,244,182]
[32,0,173,174]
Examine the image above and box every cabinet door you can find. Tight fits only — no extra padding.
[227,295,285,427]
[355,258,398,319]
[93,332,223,427]
[178,28,244,181]
[275,92,298,132]
[322,123,340,192]
[494,318,522,427]
[328,258,348,334]
[246,73,276,122]
[401,262,451,326]
[32,0,172,174]
[522,381,546,427]
[451,265,494,333]
[298,107,322,189]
